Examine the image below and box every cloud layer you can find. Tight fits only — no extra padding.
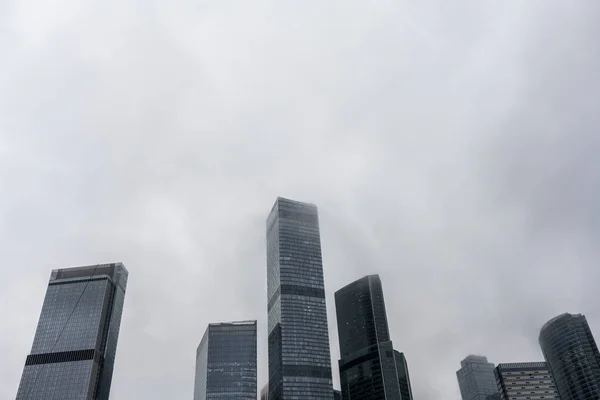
[1,0,599,399]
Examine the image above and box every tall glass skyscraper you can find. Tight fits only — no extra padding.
[267,197,334,400]
[335,274,403,400]
[494,362,559,400]
[539,313,600,400]
[15,263,128,400]
[457,355,498,400]
[194,320,257,400]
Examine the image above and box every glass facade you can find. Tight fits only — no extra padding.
[335,274,403,400]
[494,362,559,400]
[457,355,498,400]
[394,351,414,400]
[15,263,128,400]
[267,197,334,400]
[194,320,257,400]
[539,313,600,400]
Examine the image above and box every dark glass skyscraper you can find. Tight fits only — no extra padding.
[494,362,559,400]
[194,320,257,400]
[335,274,403,400]
[539,313,600,400]
[457,355,497,400]
[16,263,128,400]
[394,351,414,400]
[267,197,334,400]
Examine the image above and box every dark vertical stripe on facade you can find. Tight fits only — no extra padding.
[269,324,283,400]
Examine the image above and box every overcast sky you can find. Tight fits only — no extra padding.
[1,0,599,399]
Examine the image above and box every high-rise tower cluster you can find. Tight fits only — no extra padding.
[15,197,417,400]
[457,313,600,400]
[261,197,414,400]
[20,197,599,400]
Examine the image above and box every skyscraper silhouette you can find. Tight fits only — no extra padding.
[335,274,404,400]
[539,313,600,400]
[16,263,128,400]
[457,355,497,400]
[494,362,559,400]
[394,351,414,400]
[267,197,334,400]
[194,320,257,400]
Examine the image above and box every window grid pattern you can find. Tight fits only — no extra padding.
[267,198,334,400]
[495,362,559,400]
[539,313,600,400]
[457,356,499,400]
[335,275,402,400]
[15,263,128,400]
[97,272,127,400]
[31,280,109,354]
[195,322,258,400]
[17,361,96,400]
[395,351,414,400]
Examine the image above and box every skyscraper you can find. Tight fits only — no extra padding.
[15,263,128,400]
[395,351,414,400]
[494,362,559,400]
[539,313,600,400]
[194,320,257,400]
[335,274,403,400]
[457,355,498,400]
[267,197,334,400]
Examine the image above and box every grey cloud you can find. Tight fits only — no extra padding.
[1,1,599,399]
